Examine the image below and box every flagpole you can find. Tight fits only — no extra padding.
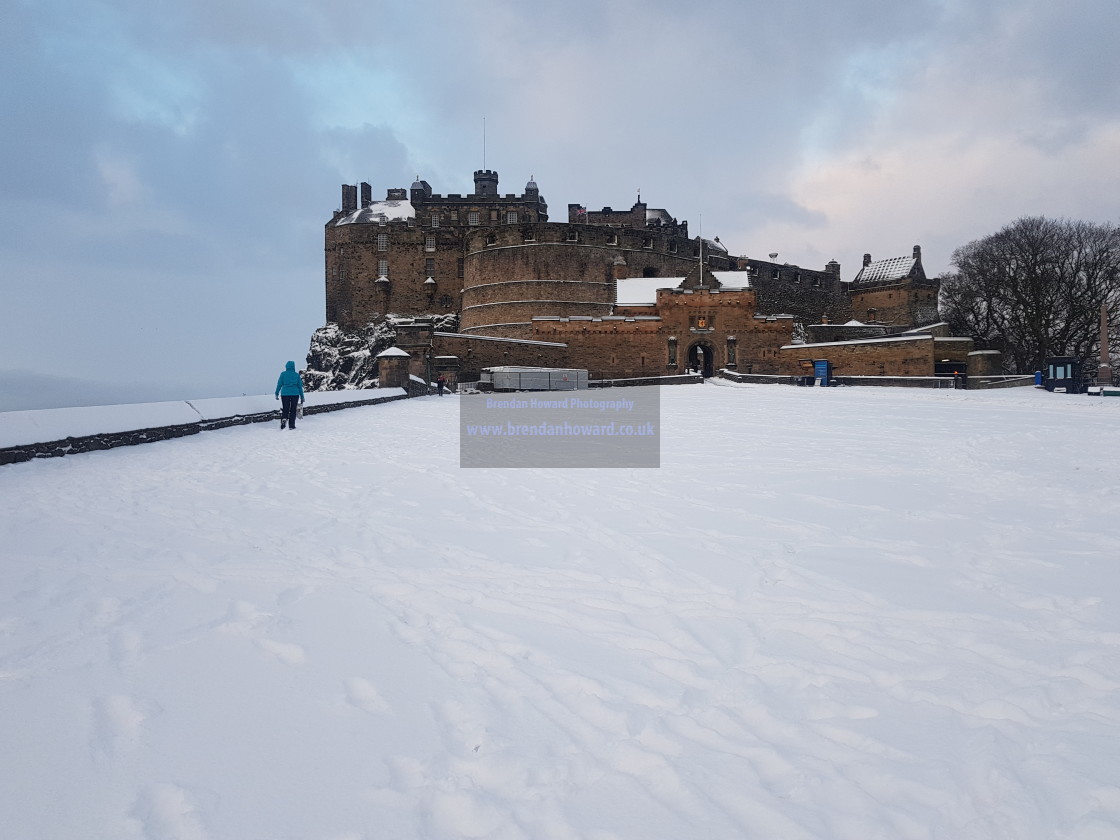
[699,213,704,286]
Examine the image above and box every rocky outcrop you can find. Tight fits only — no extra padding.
[302,314,458,391]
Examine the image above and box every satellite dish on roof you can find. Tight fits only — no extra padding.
[769,252,778,260]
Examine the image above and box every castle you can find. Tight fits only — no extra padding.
[312,169,991,387]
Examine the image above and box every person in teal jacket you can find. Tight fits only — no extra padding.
[275,361,305,430]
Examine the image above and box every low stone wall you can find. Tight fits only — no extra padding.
[4,423,205,464]
[717,370,797,385]
[589,374,703,388]
[834,376,955,388]
[967,375,1036,390]
[722,368,1036,390]
[1,390,408,467]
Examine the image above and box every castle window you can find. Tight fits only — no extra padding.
[772,269,780,280]
[378,214,387,226]
[506,211,518,224]
[485,233,496,246]
[377,234,389,251]
[668,242,677,253]
[425,258,435,274]
[567,230,579,242]
[814,277,821,287]
[607,234,618,245]
[457,258,465,279]
[425,235,436,252]
[378,259,389,277]
[523,230,536,243]
[643,237,654,249]
[439,295,453,308]
[431,215,440,228]
[795,272,801,283]
[468,211,480,226]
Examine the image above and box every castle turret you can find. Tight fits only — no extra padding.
[473,170,499,197]
[410,177,432,205]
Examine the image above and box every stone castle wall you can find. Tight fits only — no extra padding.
[849,283,939,327]
[778,335,972,377]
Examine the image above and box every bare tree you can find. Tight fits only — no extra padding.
[940,217,1120,373]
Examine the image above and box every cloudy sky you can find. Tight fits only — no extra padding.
[2,0,1118,408]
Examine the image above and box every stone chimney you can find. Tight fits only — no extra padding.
[360,182,372,208]
[863,253,872,267]
[826,259,840,276]
[913,245,922,260]
[342,184,358,213]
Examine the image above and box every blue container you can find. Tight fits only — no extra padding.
[813,360,833,387]
[1034,370,1043,386]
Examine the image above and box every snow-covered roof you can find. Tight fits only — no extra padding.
[616,276,682,305]
[902,321,949,334]
[709,271,749,289]
[852,255,916,285]
[781,334,932,350]
[376,347,411,358]
[335,200,416,226]
[616,272,750,305]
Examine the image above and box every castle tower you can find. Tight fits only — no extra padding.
[410,177,432,205]
[473,170,499,197]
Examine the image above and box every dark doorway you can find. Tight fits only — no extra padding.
[687,342,715,377]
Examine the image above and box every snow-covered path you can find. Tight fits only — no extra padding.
[2,384,1119,840]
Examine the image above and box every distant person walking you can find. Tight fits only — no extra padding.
[275,361,305,430]
[436,374,446,396]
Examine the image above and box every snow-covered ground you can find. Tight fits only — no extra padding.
[2,383,1119,840]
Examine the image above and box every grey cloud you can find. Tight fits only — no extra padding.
[2,0,1118,404]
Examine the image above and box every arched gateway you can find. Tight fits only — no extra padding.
[687,341,716,377]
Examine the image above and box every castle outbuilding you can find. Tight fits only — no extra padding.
[848,246,940,327]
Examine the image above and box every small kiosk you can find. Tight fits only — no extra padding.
[1044,356,1086,394]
